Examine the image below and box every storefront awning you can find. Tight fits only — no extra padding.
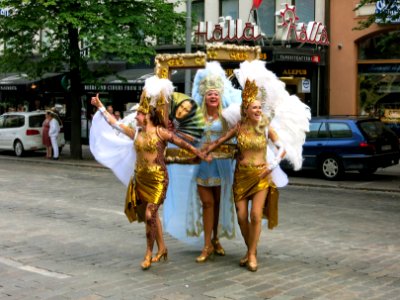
[0,72,62,85]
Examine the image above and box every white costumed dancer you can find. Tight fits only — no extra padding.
[163,61,242,263]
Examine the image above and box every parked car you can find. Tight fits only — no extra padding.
[0,111,65,157]
[298,116,400,180]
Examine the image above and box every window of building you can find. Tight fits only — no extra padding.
[220,0,238,19]
[357,30,400,131]
[257,0,275,37]
[192,0,204,23]
[293,0,315,23]
[358,31,400,60]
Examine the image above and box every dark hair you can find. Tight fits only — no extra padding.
[149,106,164,127]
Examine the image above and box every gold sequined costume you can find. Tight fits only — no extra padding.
[125,128,168,223]
[233,124,279,229]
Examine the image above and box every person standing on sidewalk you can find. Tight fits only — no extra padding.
[48,110,60,160]
[42,112,52,159]
[90,76,207,271]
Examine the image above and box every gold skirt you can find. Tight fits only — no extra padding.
[233,163,279,229]
[124,166,168,223]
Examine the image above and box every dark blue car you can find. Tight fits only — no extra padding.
[300,116,400,180]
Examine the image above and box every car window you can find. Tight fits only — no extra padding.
[328,122,352,138]
[29,115,45,128]
[4,115,24,128]
[307,122,330,139]
[358,121,384,139]
[0,116,4,128]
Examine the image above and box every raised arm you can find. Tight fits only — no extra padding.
[91,93,135,139]
[204,125,237,154]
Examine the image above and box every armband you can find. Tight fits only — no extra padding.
[111,122,124,133]
[267,159,279,171]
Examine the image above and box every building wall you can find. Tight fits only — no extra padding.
[329,0,398,115]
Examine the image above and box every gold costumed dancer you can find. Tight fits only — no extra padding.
[205,60,311,272]
[90,76,206,271]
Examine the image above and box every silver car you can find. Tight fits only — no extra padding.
[0,111,65,157]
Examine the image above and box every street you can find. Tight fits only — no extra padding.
[0,160,399,300]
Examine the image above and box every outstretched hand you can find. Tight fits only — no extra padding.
[91,93,102,108]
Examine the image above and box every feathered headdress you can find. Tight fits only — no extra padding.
[192,61,241,109]
[234,60,311,171]
[138,75,174,126]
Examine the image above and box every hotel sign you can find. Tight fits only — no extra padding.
[276,4,329,45]
[194,16,262,44]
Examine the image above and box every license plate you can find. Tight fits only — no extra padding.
[381,145,391,151]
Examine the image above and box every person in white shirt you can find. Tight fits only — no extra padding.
[48,111,60,160]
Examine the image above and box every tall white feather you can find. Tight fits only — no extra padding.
[144,76,174,107]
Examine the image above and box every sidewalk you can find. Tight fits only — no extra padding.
[2,143,400,193]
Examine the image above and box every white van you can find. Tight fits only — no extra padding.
[0,111,65,157]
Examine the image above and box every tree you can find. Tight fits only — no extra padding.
[0,0,185,158]
[354,0,400,30]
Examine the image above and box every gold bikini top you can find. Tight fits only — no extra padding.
[134,129,160,154]
[237,125,267,152]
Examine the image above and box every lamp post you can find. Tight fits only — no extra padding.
[184,0,192,95]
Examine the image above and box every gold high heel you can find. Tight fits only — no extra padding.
[196,246,214,263]
[141,255,152,270]
[151,249,168,263]
[239,254,248,267]
[247,255,258,272]
[211,238,225,256]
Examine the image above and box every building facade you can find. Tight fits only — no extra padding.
[329,0,400,133]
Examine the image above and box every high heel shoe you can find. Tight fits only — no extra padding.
[211,238,225,256]
[239,254,248,267]
[247,256,258,272]
[151,249,168,263]
[196,246,214,263]
[141,255,152,270]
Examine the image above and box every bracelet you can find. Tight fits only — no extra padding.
[99,107,106,113]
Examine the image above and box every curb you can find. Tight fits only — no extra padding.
[1,155,399,194]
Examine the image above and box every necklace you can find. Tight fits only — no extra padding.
[206,114,218,122]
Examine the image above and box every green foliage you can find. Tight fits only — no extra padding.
[0,0,186,78]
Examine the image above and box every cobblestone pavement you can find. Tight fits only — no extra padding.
[0,158,399,300]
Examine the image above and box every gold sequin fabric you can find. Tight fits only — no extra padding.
[237,126,267,152]
[233,163,279,229]
[124,166,168,223]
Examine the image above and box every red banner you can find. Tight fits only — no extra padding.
[252,0,263,9]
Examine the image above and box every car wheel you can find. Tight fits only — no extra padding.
[320,156,343,180]
[14,140,25,157]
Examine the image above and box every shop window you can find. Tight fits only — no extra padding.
[293,0,315,23]
[220,0,238,19]
[192,0,204,22]
[257,0,275,37]
[358,31,400,60]
[358,31,400,132]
